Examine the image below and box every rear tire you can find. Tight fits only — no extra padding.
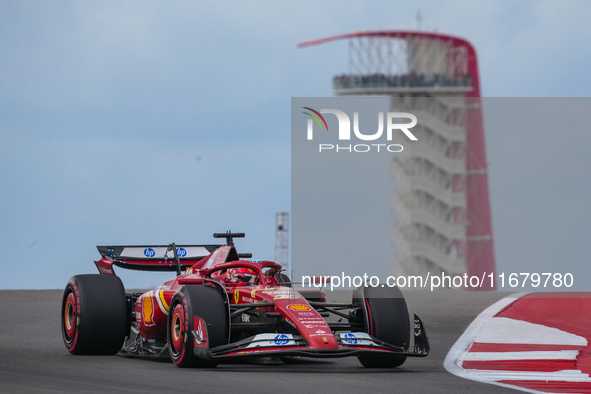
[275,273,292,287]
[354,286,409,368]
[61,274,128,355]
[167,285,228,368]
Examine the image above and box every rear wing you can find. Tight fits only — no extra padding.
[95,232,250,274]
[96,244,222,272]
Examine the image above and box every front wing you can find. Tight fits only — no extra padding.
[194,315,430,361]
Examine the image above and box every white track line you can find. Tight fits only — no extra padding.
[463,350,579,361]
[474,317,587,346]
[465,369,591,382]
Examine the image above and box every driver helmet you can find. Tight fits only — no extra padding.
[226,267,258,285]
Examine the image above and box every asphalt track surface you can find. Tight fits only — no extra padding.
[0,289,521,394]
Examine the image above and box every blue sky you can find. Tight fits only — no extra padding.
[1,0,590,289]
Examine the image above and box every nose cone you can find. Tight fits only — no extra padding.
[304,328,339,349]
[278,300,338,349]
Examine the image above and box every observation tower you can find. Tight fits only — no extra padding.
[299,31,496,289]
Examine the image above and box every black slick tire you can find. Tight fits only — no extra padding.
[61,274,128,355]
[167,285,228,368]
[354,285,409,368]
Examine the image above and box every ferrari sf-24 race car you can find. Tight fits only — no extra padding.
[61,232,429,368]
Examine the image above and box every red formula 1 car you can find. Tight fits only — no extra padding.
[61,232,429,368]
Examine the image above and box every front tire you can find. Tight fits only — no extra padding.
[61,274,128,355]
[354,285,409,368]
[357,354,406,368]
[167,285,228,368]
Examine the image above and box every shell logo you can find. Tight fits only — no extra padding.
[143,294,155,325]
[287,304,310,311]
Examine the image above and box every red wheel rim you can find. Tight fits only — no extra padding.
[64,292,77,338]
[171,304,185,352]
